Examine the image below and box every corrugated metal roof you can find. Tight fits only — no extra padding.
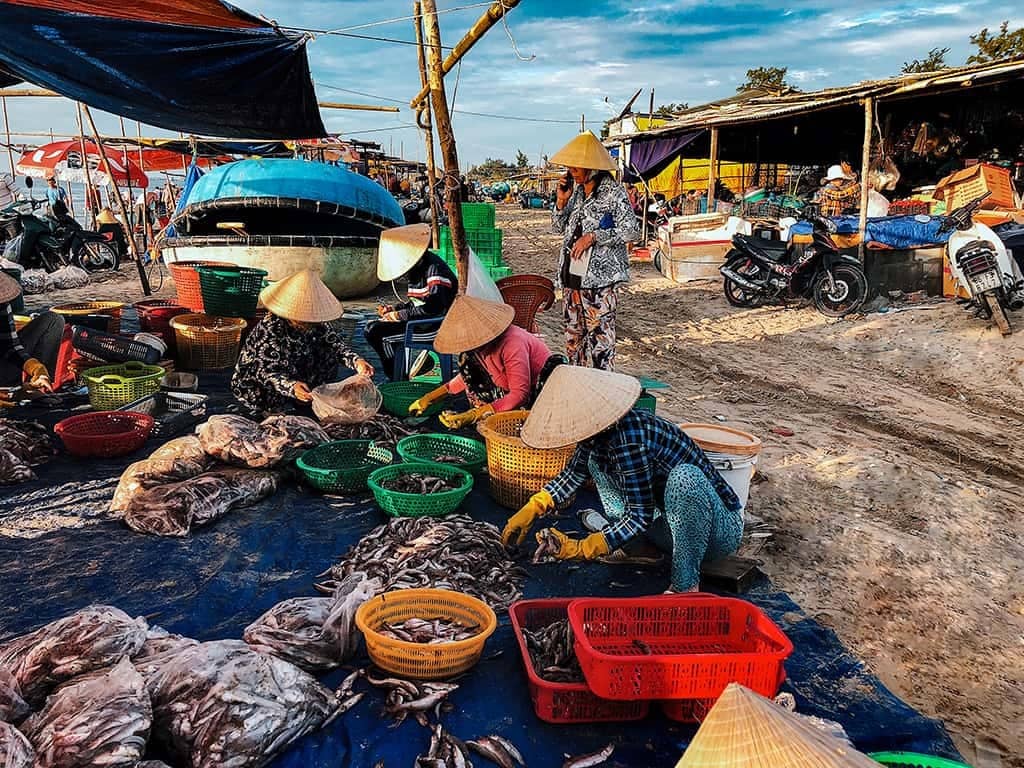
[613,58,1024,140]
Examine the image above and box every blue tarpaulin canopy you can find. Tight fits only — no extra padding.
[623,131,705,183]
[0,0,325,139]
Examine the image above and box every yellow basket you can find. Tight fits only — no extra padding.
[476,409,576,509]
[355,588,497,680]
[51,301,125,334]
[170,314,247,370]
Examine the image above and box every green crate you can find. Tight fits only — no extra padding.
[460,202,495,229]
[439,227,504,262]
[636,393,657,414]
[869,753,971,768]
[487,266,513,281]
[296,440,393,494]
[368,462,474,517]
[397,433,488,474]
[379,380,447,418]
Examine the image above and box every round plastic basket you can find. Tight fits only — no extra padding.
[476,410,576,509]
[297,440,394,494]
[869,754,972,768]
[168,261,235,312]
[81,362,166,410]
[55,411,155,458]
[133,299,188,347]
[396,433,488,474]
[367,462,473,517]
[196,265,267,318]
[355,588,497,680]
[52,301,125,334]
[379,380,447,418]
[170,314,247,370]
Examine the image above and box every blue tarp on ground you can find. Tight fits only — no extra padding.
[790,215,953,250]
[0,312,963,767]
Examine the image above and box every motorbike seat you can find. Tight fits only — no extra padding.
[736,234,790,261]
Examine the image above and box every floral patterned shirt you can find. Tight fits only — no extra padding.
[552,175,640,290]
[231,314,362,413]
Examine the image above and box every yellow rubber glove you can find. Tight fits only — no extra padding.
[408,383,449,416]
[501,489,554,547]
[542,527,610,561]
[439,404,494,430]
[22,358,52,392]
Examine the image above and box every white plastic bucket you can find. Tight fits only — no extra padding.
[679,424,762,511]
[703,450,758,510]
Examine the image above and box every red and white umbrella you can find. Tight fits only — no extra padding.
[16,140,149,189]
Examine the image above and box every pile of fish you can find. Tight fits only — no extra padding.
[109,436,213,514]
[365,671,459,727]
[0,722,33,768]
[198,414,328,469]
[532,528,563,564]
[0,420,56,485]
[432,454,468,465]
[415,725,526,768]
[317,515,524,611]
[324,414,416,450]
[522,619,583,684]
[376,618,480,645]
[381,472,460,495]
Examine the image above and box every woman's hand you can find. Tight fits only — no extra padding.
[292,382,313,402]
[555,180,573,210]
[571,232,596,261]
[354,359,375,378]
[376,304,394,317]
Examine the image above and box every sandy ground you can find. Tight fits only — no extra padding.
[21,208,1023,763]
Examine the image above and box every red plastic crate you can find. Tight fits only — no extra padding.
[567,595,793,701]
[660,698,715,723]
[509,599,650,724]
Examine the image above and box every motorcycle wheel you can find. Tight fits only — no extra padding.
[984,293,1012,336]
[723,258,763,308]
[813,264,868,317]
[75,240,119,273]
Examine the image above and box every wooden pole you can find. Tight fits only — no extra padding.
[118,117,135,233]
[857,97,873,262]
[1,97,14,178]
[318,101,400,113]
[136,121,150,252]
[421,0,468,292]
[81,104,151,295]
[707,127,719,213]
[414,0,442,249]
[409,0,522,109]
[74,104,99,228]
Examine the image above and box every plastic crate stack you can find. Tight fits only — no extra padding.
[437,203,512,282]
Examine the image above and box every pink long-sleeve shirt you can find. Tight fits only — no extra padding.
[446,324,553,412]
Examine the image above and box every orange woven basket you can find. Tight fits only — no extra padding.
[170,314,246,370]
[355,588,497,680]
[51,301,125,334]
[476,409,577,509]
[168,261,235,312]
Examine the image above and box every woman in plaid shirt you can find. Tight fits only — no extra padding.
[502,367,744,592]
[0,273,61,404]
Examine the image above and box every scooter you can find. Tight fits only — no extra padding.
[940,192,1024,336]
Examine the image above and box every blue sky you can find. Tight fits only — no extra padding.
[4,0,1023,170]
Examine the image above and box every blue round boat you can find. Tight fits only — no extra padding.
[166,159,404,298]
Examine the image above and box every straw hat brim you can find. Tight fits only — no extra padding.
[378,223,432,281]
[434,295,516,354]
[95,210,117,225]
[521,366,642,449]
[259,269,344,324]
[550,131,618,172]
[0,272,21,305]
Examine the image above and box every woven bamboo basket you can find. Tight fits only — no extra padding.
[52,301,125,334]
[170,314,247,370]
[476,409,576,509]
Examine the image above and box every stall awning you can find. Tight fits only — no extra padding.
[624,130,704,182]
[0,0,326,139]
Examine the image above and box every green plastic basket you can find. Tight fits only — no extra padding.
[82,362,166,410]
[396,433,488,474]
[368,462,474,517]
[636,393,657,414]
[379,380,447,418]
[869,753,972,768]
[297,440,393,494]
[461,202,496,229]
[196,265,268,318]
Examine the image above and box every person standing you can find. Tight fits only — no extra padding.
[44,173,68,216]
[550,131,639,370]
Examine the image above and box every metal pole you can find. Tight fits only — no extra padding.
[414,0,442,248]
[421,0,469,292]
[707,127,719,213]
[81,104,151,295]
[1,97,14,177]
[857,97,873,262]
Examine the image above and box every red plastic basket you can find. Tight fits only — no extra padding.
[134,300,189,346]
[567,595,793,701]
[55,411,155,458]
[509,599,649,724]
[168,261,234,312]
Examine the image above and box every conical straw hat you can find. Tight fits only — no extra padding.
[549,131,617,172]
[0,272,20,305]
[378,223,432,281]
[434,295,515,354]
[521,366,642,449]
[259,269,343,323]
[675,684,880,768]
[95,208,117,225]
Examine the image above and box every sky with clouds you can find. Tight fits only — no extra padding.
[4,0,1024,170]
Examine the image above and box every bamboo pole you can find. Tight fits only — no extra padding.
[420,0,468,292]
[857,97,873,262]
[1,97,14,178]
[707,127,719,213]
[74,104,99,228]
[410,0,522,109]
[319,101,401,113]
[414,0,442,249]
[81,104,151,295]
[0,89,60,97]
[119,117,135,233]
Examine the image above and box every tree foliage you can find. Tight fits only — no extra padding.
[968,21,1024,64]
[515,149,530,168]
[902,47,950,73]
[737,66,798,93]
[467,157,515,179]
[655,102,689,116]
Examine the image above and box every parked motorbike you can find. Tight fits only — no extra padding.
[719,208,868,317]
[940,191,1023,336]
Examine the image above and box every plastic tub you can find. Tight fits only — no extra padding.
[680,423,762,510]
[55,411,155,458]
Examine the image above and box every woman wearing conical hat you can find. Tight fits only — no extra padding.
[406,295,566,428]
[550,131,640,371]
[231,269,374,414]
[366,223,458,380]
[501,367,744,593]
